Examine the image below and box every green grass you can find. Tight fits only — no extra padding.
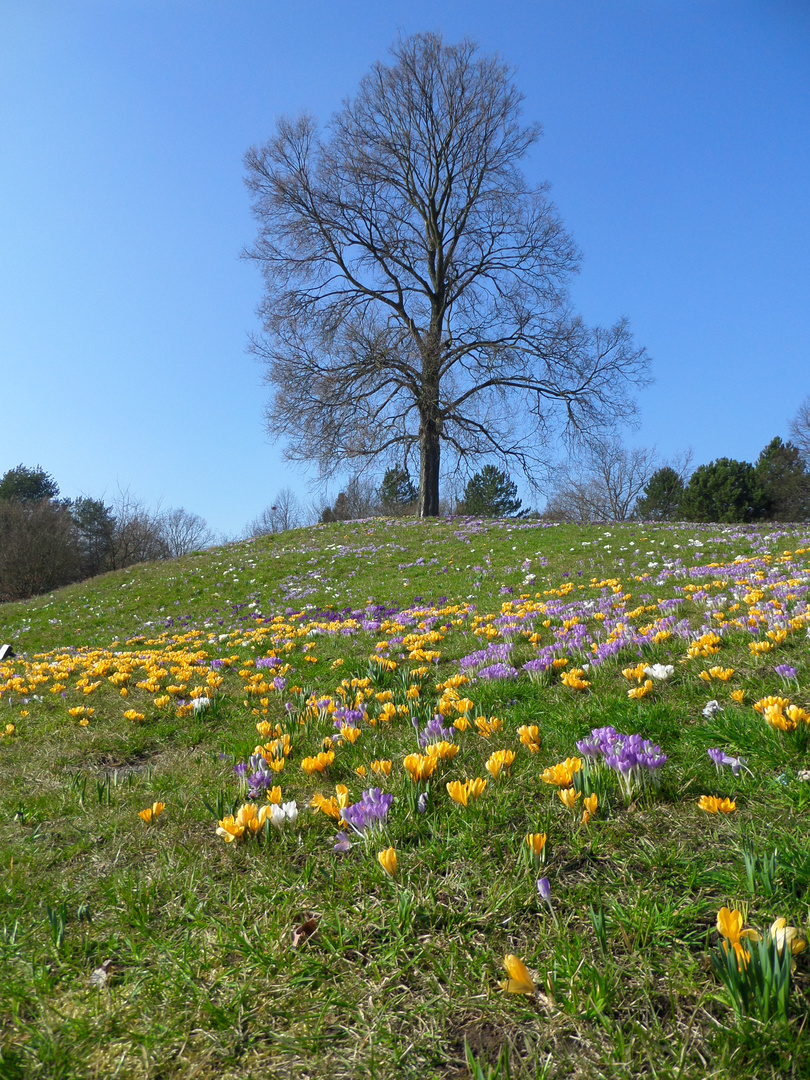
[0,517,809,1079]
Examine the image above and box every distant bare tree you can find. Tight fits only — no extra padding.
[790,396,810,464]
[544,444,658,522]
[109,488,169,568]
[249,487,302,535]
[159,507,216,556]
[0,500,79,601]
[320,476,380,522]
[244,32,650,517]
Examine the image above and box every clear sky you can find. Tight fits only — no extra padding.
[1,0,808,535]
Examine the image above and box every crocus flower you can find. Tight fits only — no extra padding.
[698,795,736,814]
[769,917,806,968]
[644,664,674,681]
[269,801,298,828]
[536,877,552,905]
[525,833,547,860]
[540,758,582,787]
[517,725,541,753]
[378,846,397,877]
[774,664,798,683]
[486,749,515,779]
[403,753,438,782]
[446,780,469,807]
[558,787,580,809]
[138,802,165,824]
[716,905,759,968]
[500,954,535,994]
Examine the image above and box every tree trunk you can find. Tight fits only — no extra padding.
[419,414,441,517]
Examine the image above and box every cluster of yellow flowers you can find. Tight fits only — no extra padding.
[698,795,736,814]
[446,777,487,806]
[753,696,810,732]
[560,668,590,691]
[540,758,582,787]
[717,906,805,971]
[301,750,335,775]
[485,748,515,779]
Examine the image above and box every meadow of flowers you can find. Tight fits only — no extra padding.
[0,517,808,1079]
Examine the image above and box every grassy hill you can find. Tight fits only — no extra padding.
[0,517,809,1079]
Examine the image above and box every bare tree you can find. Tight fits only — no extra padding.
[319,476,380,522]
[159,507,216,556]
[109,488,169,568]
[0,500,79,601]
[248,487,302,535]
[544,443,658,522]
[244,32,650,517]
[790,396,810,463]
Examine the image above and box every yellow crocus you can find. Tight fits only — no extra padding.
[558,787,580,809]
[467,777,487,800]
[500,954,535,994]
[524,833,547,859]
[403,753,438,782]
[541,758,582,787]
[446,780,469,807]
[216,815,246,842]
[138,802,166,824]
[378,847,397,877]
[698,795,736,814]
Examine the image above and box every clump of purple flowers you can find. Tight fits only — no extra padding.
[245,754,278,799]
[476,663,519,682]
[576,725,667,801]
[522,657,553,683]
[341,788,394,836]
[775,664,798,684]
[417,714,453,749]
[708,747,751,778]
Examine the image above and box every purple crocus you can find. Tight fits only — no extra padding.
[341,788,394,835]
[418,714,453,748]
[775,664,798,682]
[707,747,750,777]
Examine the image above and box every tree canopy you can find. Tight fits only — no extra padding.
[379,468,418,514]
[244,32,650,517]
[755,437,810,521]
[634,466,685,521]
[0,464,59,503]
[679,458,767,523]
[460,465,524,517]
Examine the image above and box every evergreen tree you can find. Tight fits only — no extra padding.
[755,437,810,521]
[379,468,417,514]
[680,458,767,523]
[70,497,116,577]
[460,466,524,517]
[634,467,685,521]
[0,464,59,503]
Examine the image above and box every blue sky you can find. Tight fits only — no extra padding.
[1,0,808,535]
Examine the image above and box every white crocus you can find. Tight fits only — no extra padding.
[644,664,674,681]
[270,801,298,829]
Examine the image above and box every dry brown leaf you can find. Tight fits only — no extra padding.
[291,917,319,949]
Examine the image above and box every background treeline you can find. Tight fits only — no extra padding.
[543,435,810,525]
[0,466,216,602]
[5,401,809,602]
